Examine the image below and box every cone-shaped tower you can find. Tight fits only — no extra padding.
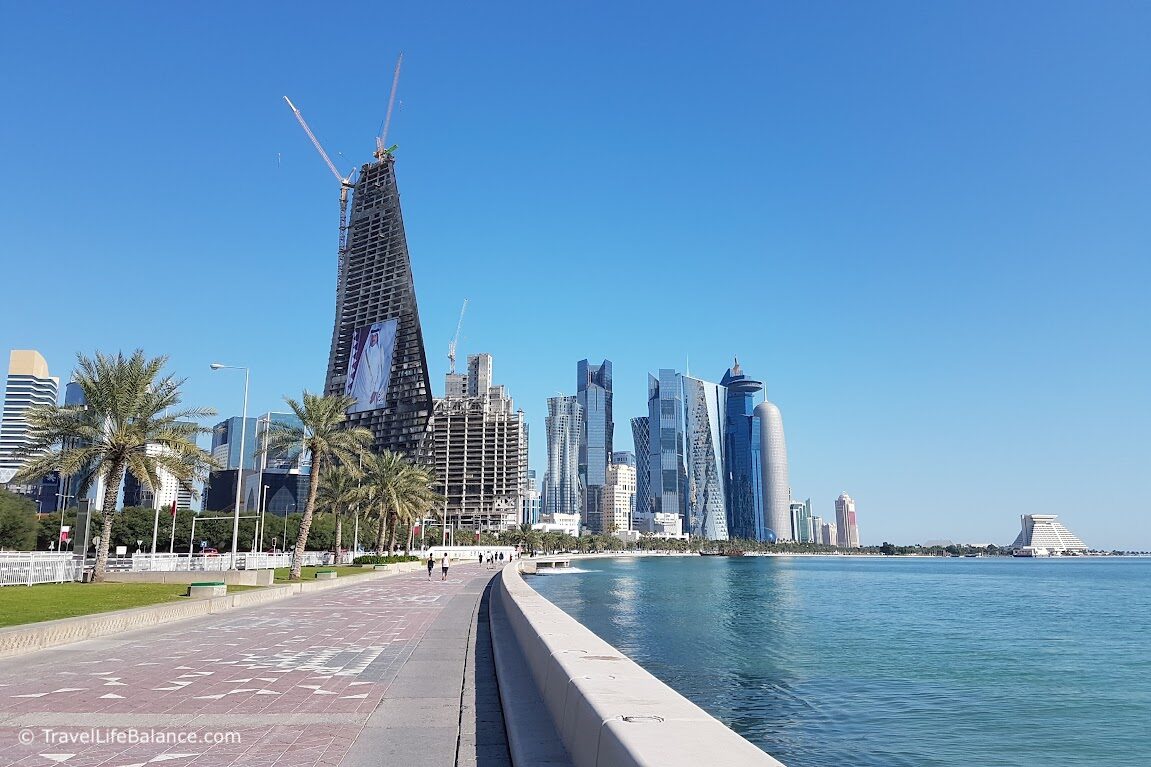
[324,153,432,455]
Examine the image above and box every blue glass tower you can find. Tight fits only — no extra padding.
[577,359,613,532]
[720,359,764,540]
[647,370,686,529]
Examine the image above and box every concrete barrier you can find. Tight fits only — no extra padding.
[315,571,337,580]
[495,562,785,767]
[187,582,227,598]
[104,570,275,586]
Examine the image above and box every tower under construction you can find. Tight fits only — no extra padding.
[322,151,432,456]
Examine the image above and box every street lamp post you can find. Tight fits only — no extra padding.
[210,363,249,570]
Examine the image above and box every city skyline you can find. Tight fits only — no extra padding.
[1,4,1148,549]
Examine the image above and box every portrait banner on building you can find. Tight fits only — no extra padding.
[345,319,398,414]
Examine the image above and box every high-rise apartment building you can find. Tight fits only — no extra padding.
[0,350,59,486]
[720,360,764,540]
[521,469,542,525]
[322,151,432,457]
[790,498,814,543]
[123,424,199,510]
[630,417,651,529]
[835,492,861,548]
[602,459,636,535]
[467,354,492,397]
[428,356,527,534]
[754,398,791,541]
[543,395,583,521]
[577,359,613,532]
[681,374,728,540]
[646,370,686,532]
[822,521,837,547]
[810,515,824,544]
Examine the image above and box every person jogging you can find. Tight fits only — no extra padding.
[427,553,435,580]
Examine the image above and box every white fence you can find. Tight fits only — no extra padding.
[0,550,349,585]
[0,553,83,586]
[128,551,336,572]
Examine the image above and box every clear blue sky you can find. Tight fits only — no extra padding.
[1,2,1148,549]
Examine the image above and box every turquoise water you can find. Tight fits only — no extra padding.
[528,555,1151,767]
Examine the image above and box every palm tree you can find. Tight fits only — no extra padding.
[263,391,372,580]
[359,450,440,554]
[316,463,361,563]
[13,351,216,581]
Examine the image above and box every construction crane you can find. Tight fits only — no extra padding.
[375,52,404,160]
[448,299,469,374]
[283,96,355,258]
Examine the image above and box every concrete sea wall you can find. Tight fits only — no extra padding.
[493,561,786,767]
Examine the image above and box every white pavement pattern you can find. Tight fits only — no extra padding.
[0,564,509,767]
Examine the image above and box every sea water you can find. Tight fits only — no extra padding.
[528,555,1151,767]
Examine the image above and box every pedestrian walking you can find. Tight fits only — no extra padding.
[478,552,484,565]
[427,552,435,580]
[498,551,504,564]
[441,553,450,581]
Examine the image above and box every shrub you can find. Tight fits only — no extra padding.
[351,554,421,565]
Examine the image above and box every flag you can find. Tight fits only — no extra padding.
[170,501,177,517]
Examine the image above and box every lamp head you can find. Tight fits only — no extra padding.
[210,363,225,370]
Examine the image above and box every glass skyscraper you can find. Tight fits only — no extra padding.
[720,360,764,540]
[647,370,686,530]
[630,416,651,528]
[577,359,612,532]
[681,374,728,540]
[544,395,583,519]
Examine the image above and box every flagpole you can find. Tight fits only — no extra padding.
[168,501,177,554]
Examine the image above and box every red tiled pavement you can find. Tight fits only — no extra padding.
[0,563,497,767]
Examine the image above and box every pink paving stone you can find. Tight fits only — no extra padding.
[0,564,495,767]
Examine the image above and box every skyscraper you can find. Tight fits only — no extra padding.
[323,152,432,456]
[602,459,636,535]
[428,355,527,534]
[835,492,861,548]
[681,374,728,540]
[543,396,583,520]
[754,398,791,541]
[630,416,651,529]
[577,359,612,532]
[790,498,814,543]
[0,350,60,486]
[647,370,686,532]
[720,359,764,540]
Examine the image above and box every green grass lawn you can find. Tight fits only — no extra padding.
[0,582,262,628]
[272,565,380,582]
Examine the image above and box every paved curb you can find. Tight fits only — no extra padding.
[489,571,573,767]
[0,563,425,659]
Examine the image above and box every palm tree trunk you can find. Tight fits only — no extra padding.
[406,525,414,554]
[387,511,399,552]
[290,466,322,581]
[375,507,387,553]
[334,511,343,564]
[92,460,127,582]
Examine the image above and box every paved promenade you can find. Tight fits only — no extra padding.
[0,563,512,767]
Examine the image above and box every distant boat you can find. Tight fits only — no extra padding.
[699,549,745,557]
[699,550,724,556]
[1013,546,1051,558]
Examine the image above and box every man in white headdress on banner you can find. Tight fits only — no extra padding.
[349,324,392,411]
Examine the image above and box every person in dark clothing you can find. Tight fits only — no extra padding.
[427,553,435,580]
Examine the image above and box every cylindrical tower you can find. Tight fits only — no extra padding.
[754,400,791,541]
